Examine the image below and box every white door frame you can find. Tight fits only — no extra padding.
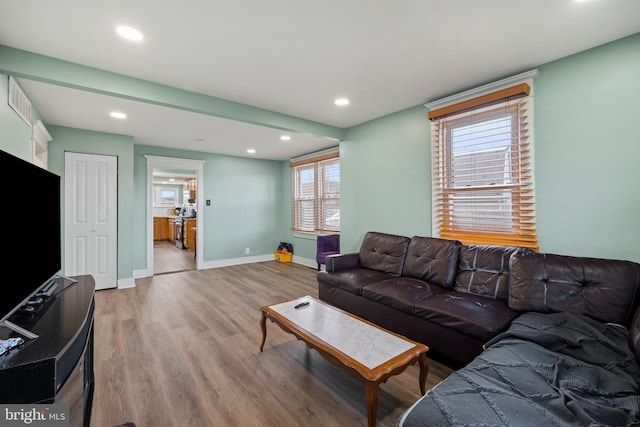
[146,155,205,275]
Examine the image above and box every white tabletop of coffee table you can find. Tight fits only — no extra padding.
[268,295,416,369]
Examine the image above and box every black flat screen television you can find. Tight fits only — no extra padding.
[0,149,61,330]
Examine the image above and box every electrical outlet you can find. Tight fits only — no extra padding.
[245,248,250,255]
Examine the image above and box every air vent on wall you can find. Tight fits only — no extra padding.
[8,76,32,126]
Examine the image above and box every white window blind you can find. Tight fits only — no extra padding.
[429,83,538,250]
[291,151,340,233]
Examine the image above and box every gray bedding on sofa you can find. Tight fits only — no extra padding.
[398,312,640,426]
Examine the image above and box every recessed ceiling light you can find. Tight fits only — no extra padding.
[334,98,350,106]
[110,111,127,119]
[247,149,256,154]
[280,135,291,141]
[116,26,144,41]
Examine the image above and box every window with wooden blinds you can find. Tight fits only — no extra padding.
[429,83,538,250]
[291,151,340,233]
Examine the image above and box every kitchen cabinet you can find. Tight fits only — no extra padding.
[167,217,175,242]
[184,219,196,252]
[153,217,169,241]
[184,178,196,202]
[153,218,159,240]
[185,178,196,191]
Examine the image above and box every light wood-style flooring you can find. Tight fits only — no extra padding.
[91,261,454,427]
[154,240,196,275]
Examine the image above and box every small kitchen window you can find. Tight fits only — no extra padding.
[153,187,178,207]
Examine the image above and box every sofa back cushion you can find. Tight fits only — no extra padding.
[402,236,461,288]
[509,250,640,325]
[454,245,521,302]
[359,231,410,276]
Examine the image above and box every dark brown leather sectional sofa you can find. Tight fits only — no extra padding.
[317,231,640,366]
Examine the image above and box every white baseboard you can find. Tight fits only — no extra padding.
[200,254,317,270]
[133,268,152,279]
[292,256,317,269]
[200,254,273,269]
[117,277,136,289]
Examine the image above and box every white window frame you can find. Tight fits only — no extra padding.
[426,70,538,249]
[153,187,178,207]
[291,153,340,234]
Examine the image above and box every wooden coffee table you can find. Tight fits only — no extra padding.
[260,295,429,427]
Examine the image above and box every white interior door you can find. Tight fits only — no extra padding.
[64,152,118,290]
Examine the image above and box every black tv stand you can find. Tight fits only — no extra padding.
[36,278,59,298]
[5,278,63,339]
[0,275,95,427]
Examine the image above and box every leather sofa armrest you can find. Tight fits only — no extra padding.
[326,253,361,272]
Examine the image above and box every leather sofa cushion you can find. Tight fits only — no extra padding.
[359,231,410,276]
[361,278,447,314]
[414,291,518,341]
[402,236,461,289]
[509,251,640,325]
[454,245,522,302]
[316,269,392,295]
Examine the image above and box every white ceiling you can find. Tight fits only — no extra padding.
[1,0,639,160]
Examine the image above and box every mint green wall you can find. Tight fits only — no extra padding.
[336,33,640,263]
[0,47,340,271]
[534,34,640,262]
[47,126,135,281]
[133,145,284,270]
[281,104,431,260]
[338,106,432,253]
[3,34,639,270]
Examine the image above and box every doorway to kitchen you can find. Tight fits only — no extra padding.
[146,155,204,276]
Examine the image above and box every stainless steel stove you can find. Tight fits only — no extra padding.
[174,217,184,249]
